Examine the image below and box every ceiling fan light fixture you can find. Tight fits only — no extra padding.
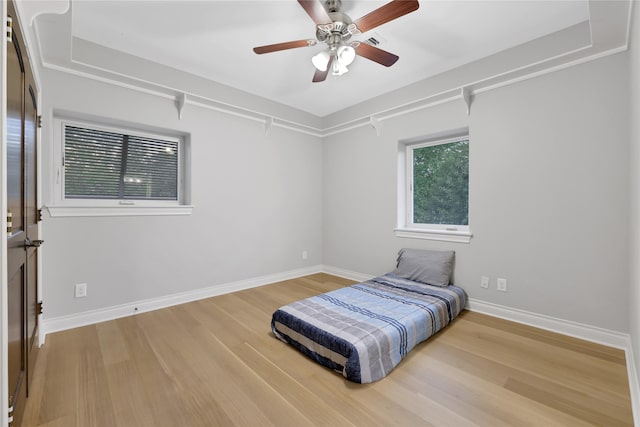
[336,45,356,66]
[332,60,349,76]
[312,50,331,71]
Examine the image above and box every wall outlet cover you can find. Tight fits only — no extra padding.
[480,276,490,289]
[75,283,87,298]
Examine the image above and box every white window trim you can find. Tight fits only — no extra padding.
[47,115,193,217]
[396,131,472,243]
[393,228,472,243]
[46,205,193,218]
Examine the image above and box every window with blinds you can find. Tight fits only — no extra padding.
[63,124,179,201]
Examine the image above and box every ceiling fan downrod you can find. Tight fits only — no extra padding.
[325,0,342,13]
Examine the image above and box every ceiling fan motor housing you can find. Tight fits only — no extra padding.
[316,10,353,44]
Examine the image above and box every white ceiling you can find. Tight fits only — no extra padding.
[68,0,589,117]
[22,0,631,122]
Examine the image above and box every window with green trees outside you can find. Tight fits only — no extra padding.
[409,137,469,228]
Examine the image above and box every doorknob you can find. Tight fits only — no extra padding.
[24,237,44,248]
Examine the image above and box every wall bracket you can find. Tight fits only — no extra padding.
[461,87,471,115]
[370,116,382,136]
[177,93,187,120]
[264,117,273,136]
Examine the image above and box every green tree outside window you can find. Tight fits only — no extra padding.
[412,139,468,225]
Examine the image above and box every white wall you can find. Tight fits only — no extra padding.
[323,53,630,333]
[40,69,323,319]
[629,0,640,397]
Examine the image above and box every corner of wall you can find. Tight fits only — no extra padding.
[628,1,640,424]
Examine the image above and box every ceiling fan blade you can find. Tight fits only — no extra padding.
[253,39,315,54]
[313,56,334,83]
[298,0,332,25]
[355,43,399,67]
[353,0,419,33]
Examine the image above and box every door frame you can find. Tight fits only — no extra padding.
[1,0,9,424]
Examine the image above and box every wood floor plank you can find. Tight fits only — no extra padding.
[425,358,598,427]
[114,315,194,427]
[442,316,630,399]
[462,311,626,364]
[20,274,633,426]
[504,376,631,426]
[424,339,631,421]
[135,308,275,426]
[96,320,130,366]
[103,360,160,427]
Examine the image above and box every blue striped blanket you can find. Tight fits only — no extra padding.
[271,273,466,383]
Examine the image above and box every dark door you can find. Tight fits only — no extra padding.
[7,1,40,425]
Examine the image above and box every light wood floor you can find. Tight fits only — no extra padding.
[21,274,633,426]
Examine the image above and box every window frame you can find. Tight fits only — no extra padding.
[47,115,193,217]
[396,132,472,243]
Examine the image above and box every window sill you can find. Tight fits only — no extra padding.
[46,205,194,218]
[394,227,473,243]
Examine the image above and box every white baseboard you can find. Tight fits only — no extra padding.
[40,265,323,342]
[321,265,375,283]
[40,265,370,343]
[466,298,630,349]
[625,338,640,427]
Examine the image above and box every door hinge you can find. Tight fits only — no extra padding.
[7,211,12,234]
[38,115,42,128]
[6,16,12,43]
[37,301,43,315]
[37,208,43,222]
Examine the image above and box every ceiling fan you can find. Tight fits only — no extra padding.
[253,0,420,83]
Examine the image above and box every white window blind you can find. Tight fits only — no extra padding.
[64,125,178,201]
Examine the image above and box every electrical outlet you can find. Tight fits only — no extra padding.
[75,283,87,298]
[480,276,489,289]
[497,278,507,292]
[302,250,308,260]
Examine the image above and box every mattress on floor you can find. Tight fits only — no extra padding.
[271,273,466,383]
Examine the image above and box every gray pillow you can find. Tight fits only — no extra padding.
[393,248,455,287]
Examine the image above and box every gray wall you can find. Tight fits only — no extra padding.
[40,69,323,319]
[629,0,640,391]
[323,53,630,332]
[40,43,632,335]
